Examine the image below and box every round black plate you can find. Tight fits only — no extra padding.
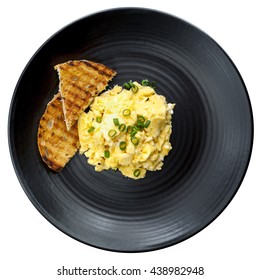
[8,8,253,252]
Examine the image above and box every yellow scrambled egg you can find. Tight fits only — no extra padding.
[78,82,175,179]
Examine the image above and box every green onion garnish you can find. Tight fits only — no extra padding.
[123,82,131,90]
[108,129,117,137]
[123,81,133,90]
[88,126,95,133]
[96,117,102,123]
[144,120,151,128]
[132,125,141,132]
[119,141,127,150]
[141,79,157,89]
[133,169,141,177]
[137,120,145,128]
[130,126,139,137]
[113,118,120,126]
[104,150,110,158]
[150,81,157,89]
[123,109,131,116]
[130,130,138,137]
[118,123,126,132]
[131,84,139,93]
[131,137,139,145]
[141,79,150,86]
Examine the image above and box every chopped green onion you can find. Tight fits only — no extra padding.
[150,81,157,89]
[104,150,110,158]
[123,82,131,90]
[137,115,145,123]
[137,120,145,127]
[123,81,133,90]
[113,118,120,126]
[130,130,138,137]
[96,117,102,123]
[130,126,140,137]
[133,169,141,177]
[144,120,151,128]
[88,126,95,133]
[119,141,127,150]
[126,126,133,134]
[123,109,131,116]
[118,123,126,132]
[108,129,117,137]
[131,137,139,145]
[141,79,150,86]
[141,79,157,89]
[131,84,139,93]
[132,125,141,132]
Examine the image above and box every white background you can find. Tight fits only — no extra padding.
[1,0,259,279]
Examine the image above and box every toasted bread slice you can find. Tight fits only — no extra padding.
[54,60,116,130]
[37,93,80,172]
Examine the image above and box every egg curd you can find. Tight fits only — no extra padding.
[78,81,175,179]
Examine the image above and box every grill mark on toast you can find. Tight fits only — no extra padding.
[65,60,114,78]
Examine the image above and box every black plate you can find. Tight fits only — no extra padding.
[8,8,253,252]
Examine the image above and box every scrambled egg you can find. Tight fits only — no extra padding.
[78,82,175,179]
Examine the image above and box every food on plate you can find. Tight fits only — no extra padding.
[37,58,175,179]
[38,59,116,171]
[78,80,175,179]
[54,60,117,130]
[37,93,80,172]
